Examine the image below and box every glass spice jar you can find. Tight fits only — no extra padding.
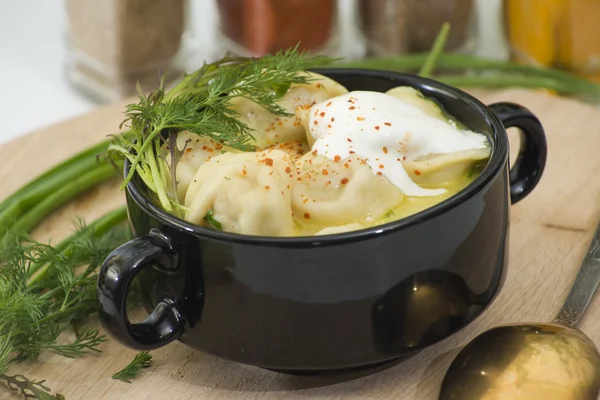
[215,0,339,57]
[358,0,477,56]
[504,0,600,82]
[65,0,189,103]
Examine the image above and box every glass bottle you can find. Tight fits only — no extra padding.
[215,0,339,57]
[65,0,189,103]
[504,0,600,81]
[357,0,478,56]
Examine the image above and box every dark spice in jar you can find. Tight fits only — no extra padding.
[359,0,474,56]
[217,0,335,56]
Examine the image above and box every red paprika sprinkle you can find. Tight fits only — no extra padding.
[340,177,349,184]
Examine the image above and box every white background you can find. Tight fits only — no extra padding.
[0,0,506,145]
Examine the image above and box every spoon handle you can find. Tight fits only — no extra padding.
[554,220,600,327]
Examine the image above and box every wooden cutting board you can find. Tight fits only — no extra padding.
[1,89,600,399]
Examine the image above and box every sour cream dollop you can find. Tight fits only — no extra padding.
[308,91,489,197]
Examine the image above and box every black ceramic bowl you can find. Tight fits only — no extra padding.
[97,69,547,372]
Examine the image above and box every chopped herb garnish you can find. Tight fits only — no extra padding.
[203,209,222,230]
[466,162,485,178]
[112,351,153,383]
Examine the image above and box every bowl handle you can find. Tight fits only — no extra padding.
[489,102,548,204]
[97,229,186,350]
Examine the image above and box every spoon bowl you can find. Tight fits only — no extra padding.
[440,221,600,400]
[440,323,600,400]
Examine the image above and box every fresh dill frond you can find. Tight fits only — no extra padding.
[49,329,107,359]
[110,46,334,215]
[0,214,129,399]
[0,337,12,376]
[111,351,153,383]
[0,374,65,400]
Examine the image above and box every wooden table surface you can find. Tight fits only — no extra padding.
[1,89,600,399]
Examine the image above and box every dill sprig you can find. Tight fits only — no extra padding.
[108,46,334,215]
[111,351,153,383]
[0,209,129,399]
[0,374,65,400]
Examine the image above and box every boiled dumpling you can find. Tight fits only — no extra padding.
[184,149,296,236]
[315,223,364,236]
[262,141,309,161]
[404,148,491,186]
[385,86,446,121]
[229,72,348,148]
[292,154,404,228]
[164,131,225,202]
[295,106,315,148]
[385,87,490,185]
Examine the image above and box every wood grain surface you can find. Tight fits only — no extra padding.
[1,89,599,400]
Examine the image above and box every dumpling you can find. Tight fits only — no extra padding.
[164,131,225,202]
[292,153,404,228]
[404,148,491,186]
[184,149,296,236]
[384,87,491,185]
[315,223,364,236]
[229,72,348,148]
[385,86,446,121]
[263,141,309,161]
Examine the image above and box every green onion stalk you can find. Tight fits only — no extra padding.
[335,53,600,100]
[0,139,118,237]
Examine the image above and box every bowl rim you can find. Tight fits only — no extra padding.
[125,68,508,246]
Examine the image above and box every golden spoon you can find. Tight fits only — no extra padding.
[439,222,600,400]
